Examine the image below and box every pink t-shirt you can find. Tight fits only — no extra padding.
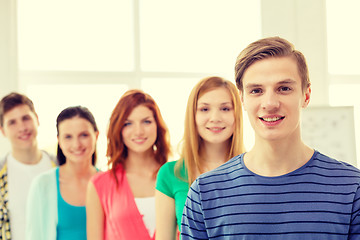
[91,165,155,240]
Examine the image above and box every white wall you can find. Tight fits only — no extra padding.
[261,0,328,106]
[0,0,17,154]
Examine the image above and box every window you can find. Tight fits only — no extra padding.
[17,0,134,71]
[326,0,360,75]
[327,0,360,166]
[329,84,360,166]
[142,78,198,151]
[17,0,261,167]
[140,0,261,75]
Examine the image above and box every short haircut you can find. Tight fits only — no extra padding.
[235,36,311,93]
[0,92,36,127]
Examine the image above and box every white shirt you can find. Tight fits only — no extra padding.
[7,152,53,240]
[134,196,156,237]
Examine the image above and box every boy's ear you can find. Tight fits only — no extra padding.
[239,90,246,111]
[35,113,40,126]
[302,87,311,108]
[0,126,5,137]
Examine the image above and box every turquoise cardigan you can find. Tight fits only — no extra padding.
[26,168,58,240]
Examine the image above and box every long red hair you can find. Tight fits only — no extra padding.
[107,89,171,181]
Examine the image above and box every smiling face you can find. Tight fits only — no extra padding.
[195,87,235,146]
[58,117,98,164]
[0,104,39,151]
[121,105,157,155]
[240,56,311,142]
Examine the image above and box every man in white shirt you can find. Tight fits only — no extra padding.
[0,92,56,240]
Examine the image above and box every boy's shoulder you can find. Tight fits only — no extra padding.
[313,151,360,175]
[197,154,244,181]
[41,150,58,166]
[0,153,9,174]
[0,150,57,169]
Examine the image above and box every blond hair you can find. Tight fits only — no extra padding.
[175,76,245,184]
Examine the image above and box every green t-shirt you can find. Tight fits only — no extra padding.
[156,160,189,230]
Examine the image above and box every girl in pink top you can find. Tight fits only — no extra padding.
[86,90,171,240]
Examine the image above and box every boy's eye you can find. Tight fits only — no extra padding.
[250,88,262,94]
[81,133,89,137]
[279,86,291,92]
[65,135,72,139]
[8,120,16,126]
[23,115,31,121]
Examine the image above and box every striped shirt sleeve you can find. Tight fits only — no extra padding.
[181,179,208,240]
[349,184,360,239]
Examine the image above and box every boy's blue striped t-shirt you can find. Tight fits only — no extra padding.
[181,150,360,240]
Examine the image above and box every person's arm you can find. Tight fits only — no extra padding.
[26,178,43,240]
[86,181,105,240]
[349,184,360,240]
[26,172,57,240]
[180,180,208,240]
[155,190,177,240]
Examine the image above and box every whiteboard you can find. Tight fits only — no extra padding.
[301,106,357,166]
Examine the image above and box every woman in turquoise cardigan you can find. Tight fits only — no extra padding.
[26,106,99,240]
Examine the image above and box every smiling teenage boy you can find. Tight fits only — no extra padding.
[181,37,360,239]
[0,92,57,240]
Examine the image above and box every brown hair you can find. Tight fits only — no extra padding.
[175,76,245,184]
[235,36,310,93]
[56,106,98,166]
[0,92,36,127]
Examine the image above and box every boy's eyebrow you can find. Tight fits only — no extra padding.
[278,79,297,84]
[244,79,297,89]
[244,83,262,89]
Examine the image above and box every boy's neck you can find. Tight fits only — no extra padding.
[11,144,42,165]
[244,139,314,177]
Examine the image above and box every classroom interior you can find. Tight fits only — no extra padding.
[1,0,359,168]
